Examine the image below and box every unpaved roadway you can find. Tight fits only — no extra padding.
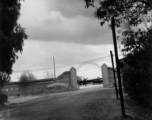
[0,85,122,120]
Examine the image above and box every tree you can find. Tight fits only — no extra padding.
[19,71,37,83]
[0,0,28,89]
[84,0,152,106]
[84,0,152,27]
[19,71,36,95]
[0,72,9,104]
[83,77,88,86]
[84,0,152,51]
[77,76,83,86]
[0,72,10,88]
[121,29,152,105]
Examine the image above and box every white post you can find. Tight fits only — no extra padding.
[70,67,78,90]
[102,64,109,88]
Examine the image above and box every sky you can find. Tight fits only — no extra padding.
[11,0,122,81]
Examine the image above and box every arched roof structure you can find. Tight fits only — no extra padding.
[77,61,101,72]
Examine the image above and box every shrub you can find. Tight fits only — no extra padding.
[19,71,37,85]
[0,92,8,105]
[122,45,152,106]
[46,83,74,93]
[19,71,37,95]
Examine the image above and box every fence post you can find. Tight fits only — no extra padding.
[111,17,125,117]
[110,51,119,99]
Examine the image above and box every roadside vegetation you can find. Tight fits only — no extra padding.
[84,0,152,118]
[19,71,37,95]
[0,0,27,104]
[0,72,10,104]
[77,76,103,86]
[46,83,74,93]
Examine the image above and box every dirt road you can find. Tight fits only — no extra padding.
[0,85,122,120]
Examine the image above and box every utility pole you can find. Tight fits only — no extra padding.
[110,50,119,99]
[111,17,125,117]
[53,56,56,79]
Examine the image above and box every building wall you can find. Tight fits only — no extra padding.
[5,65,118,95]
[3,67,78,96]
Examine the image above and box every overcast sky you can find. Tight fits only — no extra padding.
[11,0,122,81]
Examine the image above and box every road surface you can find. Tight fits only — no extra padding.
[0,85,122,120]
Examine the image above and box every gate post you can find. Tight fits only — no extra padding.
[70,67,78,90]
[101,64,109,88]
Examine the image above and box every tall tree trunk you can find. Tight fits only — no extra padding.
[0,0,3,91]
[149,30,152,107]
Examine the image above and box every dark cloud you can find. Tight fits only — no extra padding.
[48,0,96,18]
[19,0,113,45]
[26,22,113,45]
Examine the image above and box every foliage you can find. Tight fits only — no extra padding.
[77,76,83,86]
[19,71,37,86]
[84,0,152,53]
[0,92,8,105]
[83,77,88,86]
[120,28,152,105]
[77,76,89,86]
[0,72,10,89]
[0,0,28,88]
[84,0,152,105]
[84,0,152,27]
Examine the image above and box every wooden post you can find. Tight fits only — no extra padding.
[111,17,125,117]
[110,51,119,99]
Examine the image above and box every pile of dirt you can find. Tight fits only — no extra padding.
[46,83,74,93]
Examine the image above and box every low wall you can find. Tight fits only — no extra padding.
[3,67,78,96]
[3,79,56,96]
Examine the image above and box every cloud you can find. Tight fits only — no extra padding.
[12,0,121,81]
[48,0,96,18]
[13,41,114,71]
[18,0,113,45]
[12,40,121,81]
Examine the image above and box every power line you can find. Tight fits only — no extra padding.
[55,54,123,69]
[54,55,111,68]
[13,67,54,73]
[13,55,111,72]
[13,54,123,73]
